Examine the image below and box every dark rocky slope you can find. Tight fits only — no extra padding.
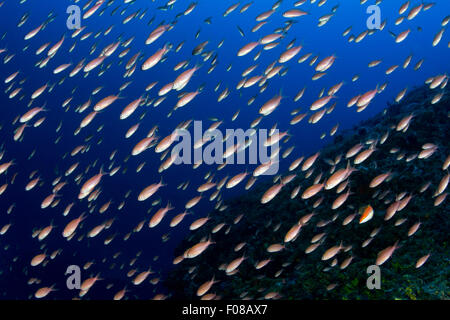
[165,85,449,300]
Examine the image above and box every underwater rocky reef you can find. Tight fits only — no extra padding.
[165,84,449,300]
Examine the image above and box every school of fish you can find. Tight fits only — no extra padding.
[0,0,448,300]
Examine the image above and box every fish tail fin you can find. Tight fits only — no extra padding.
[279,87,286,99]
[207,234,215,244]
[79,212,87,221]
[117,91,126,100]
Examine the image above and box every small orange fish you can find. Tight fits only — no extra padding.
[359,205,374,224]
